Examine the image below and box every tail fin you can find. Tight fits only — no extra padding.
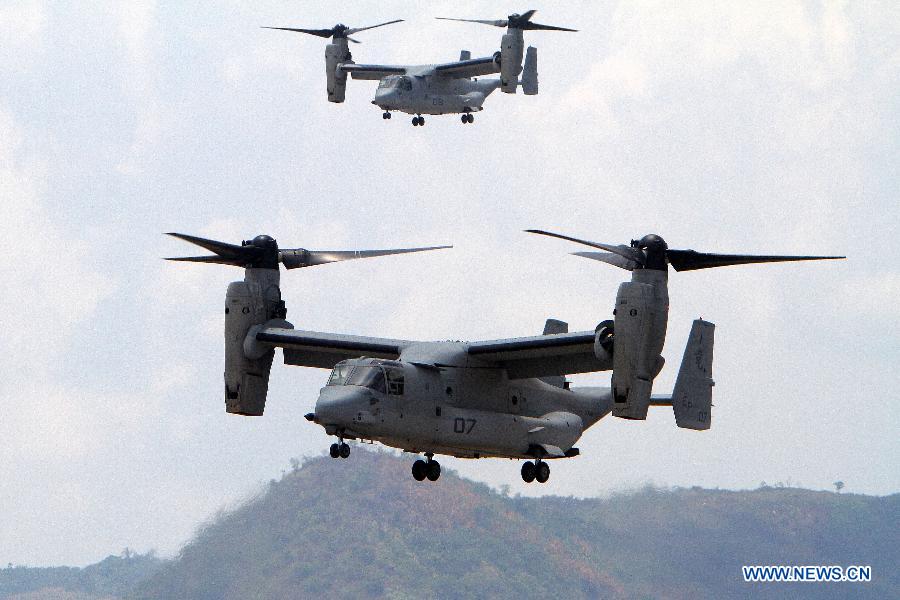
[459,50,471,61]
[540,318,568,388]
[672,319,715,430]
[521,46,538,95]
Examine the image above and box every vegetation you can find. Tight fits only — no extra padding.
[5,450,896,599]
[0,552,161,600]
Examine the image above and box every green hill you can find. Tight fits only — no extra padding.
[5,450,896,599]
[130,450,897,600]
[0,553,161,600]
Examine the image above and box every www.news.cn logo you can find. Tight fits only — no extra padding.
[743,565,872,583]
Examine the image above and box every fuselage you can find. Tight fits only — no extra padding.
[372,72,501,116]
[311,342,613,460]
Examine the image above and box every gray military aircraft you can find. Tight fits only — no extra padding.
[263,10,575,125]
[167,231,842,483]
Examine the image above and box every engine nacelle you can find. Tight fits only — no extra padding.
[224,268,286,416]
[500,31,524,93]
[325,42,350,103]
[593,319,614,361]
[611,278,668,420]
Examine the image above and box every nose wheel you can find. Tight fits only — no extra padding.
[382,111,391,120]
[461,113,474,124]
[329,440,351,459]
[412,115,425,126]
[521,460,550,483]
[411,453,441,481]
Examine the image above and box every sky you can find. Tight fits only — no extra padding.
[1,1,898,566]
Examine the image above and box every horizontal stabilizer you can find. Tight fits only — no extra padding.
[672,319,715,430]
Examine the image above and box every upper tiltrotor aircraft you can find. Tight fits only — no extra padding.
[263,10,576,125]
[167,231,842,483]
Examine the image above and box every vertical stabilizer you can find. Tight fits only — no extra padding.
[521,46,538,95]
[540,318,568,388]
[672,319,715,430]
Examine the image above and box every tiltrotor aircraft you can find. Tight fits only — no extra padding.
[263,10,575,125]
[167,231,842,483]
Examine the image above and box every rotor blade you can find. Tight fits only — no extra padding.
[164,255,244,266]
[347,37,361,44]
[261,27,334,38]
[666,250,846,272]
[525,230,645,265]
[280,245,452,269]
[572,251,636,271]
[519,10,538,21]
[522,22,578,32]
[435,17,509,28]
[165,232,249,260]
[346,19,404,35]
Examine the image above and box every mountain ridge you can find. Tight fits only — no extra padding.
[5,449,896,599]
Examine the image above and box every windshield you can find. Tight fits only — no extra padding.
[346,366,386,393]
[327,363,353,386]
[378,76,400,90]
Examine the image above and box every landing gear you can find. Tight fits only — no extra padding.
[411,460,427,481]
[521,461,536,483]
[426,460,441,481]
[382,111,391,120]
[412,115,424,126]
[521,460,550,483]
[461,113,474,124]
[329,440,351,459]
[411,453,441,482]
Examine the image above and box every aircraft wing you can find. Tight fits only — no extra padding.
[467,331,609,379]
[256,327,411,368]
[433,56,500,78]
[340,63,407,80]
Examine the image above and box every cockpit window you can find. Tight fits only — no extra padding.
[346,366,386,394]
[378,76,402,90]
[386,369,404,395]
[398,76,412,91]
[327,363,353,386]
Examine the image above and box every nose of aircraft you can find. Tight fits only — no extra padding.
[373,88,397,105]
[314,385,372,427]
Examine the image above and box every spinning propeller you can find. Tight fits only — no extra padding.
[165,233,450,270]
[261,20,403,44]
[525,230,844,272]
[436,9,577,32]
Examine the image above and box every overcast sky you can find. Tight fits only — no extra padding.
[1,1,898,566]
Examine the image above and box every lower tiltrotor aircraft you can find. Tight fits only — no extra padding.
[167,231,841,483]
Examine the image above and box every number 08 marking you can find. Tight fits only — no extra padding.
[453,418,476,434]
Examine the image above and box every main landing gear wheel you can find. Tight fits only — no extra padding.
[382,111,391,120]
[329,443,340,459]
[411,456,441,481]
[411,460,427,481]
[426,460,441,481]
[521,461,550,483]
[412,116,424,126]
[339,442,351,459]
[462,113,474,124]
[521,461,536,483]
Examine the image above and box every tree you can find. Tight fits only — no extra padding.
[834,481,844,493]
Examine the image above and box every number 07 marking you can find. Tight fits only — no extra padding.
[453,418,476,434]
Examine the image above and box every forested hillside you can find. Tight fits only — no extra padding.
[5,450,896,599]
